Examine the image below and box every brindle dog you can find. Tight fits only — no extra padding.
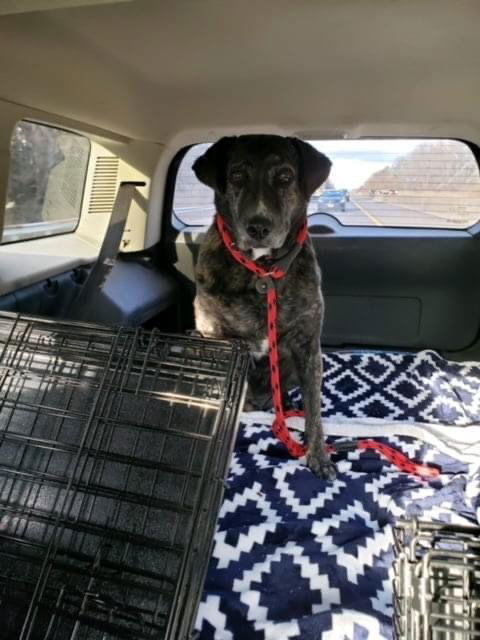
[193,135,335,480]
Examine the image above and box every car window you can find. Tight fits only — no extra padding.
[172,138,480,229]
[2,121,90,244]
[172,143,215,227]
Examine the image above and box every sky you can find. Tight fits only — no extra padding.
[310,139,422,190]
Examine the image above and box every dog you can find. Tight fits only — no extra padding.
[192,135,335,480]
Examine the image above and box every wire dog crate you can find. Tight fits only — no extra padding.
[0,312,249,640]
[393,518,480,640]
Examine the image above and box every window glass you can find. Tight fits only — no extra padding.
[173,139,480,229]
[172,143,215,227]
[3,121,90,243]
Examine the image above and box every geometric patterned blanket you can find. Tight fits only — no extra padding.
[195,350,480,639]
[320,350,480,425]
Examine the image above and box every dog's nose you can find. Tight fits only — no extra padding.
[246,217,272,240]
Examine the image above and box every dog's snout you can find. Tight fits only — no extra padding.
[246,217,272,241]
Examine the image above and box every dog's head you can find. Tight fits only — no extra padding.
[192,135,331,251]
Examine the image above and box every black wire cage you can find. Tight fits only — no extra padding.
[0,312,249,640]
[393,518,480,640]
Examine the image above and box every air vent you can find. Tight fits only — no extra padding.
[87,156,119,215]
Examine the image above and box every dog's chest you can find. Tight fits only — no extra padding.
[197,294,272,357]
[196,277,315,342]
[195,232,323,346]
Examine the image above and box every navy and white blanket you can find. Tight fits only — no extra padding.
[196,350,480,640]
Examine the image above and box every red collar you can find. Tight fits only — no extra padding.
[215,213,308,280]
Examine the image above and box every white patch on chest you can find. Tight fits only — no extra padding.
[251,248,271,260]
[194,299,216,336]
[252,337,269,359]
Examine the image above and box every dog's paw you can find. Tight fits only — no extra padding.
[307,452,336,481]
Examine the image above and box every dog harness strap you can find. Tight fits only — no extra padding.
[215,214,439,479]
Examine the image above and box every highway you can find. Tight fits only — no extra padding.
[320,196,460,228]
[175,198,462,229]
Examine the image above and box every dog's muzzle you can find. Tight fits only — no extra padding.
[245,216,272,241]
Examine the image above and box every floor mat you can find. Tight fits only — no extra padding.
[195,350,480,640]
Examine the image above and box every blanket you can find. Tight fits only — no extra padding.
[195,350,480,640]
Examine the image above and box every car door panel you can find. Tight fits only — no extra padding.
[166,214,480,351]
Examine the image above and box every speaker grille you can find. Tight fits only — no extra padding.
[87,156,119,215]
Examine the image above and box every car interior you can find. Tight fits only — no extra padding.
[0,1,479,639]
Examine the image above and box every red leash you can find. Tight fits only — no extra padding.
[216,214,439,479]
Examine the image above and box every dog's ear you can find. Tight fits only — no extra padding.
[289,138,332,198]
[192,137,238,192]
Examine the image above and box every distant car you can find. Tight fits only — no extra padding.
[315,189,348,212]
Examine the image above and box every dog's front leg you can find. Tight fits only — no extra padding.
[292,337,336,481]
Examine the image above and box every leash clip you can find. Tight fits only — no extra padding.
[330,439,359,453]
[255,276,275,294]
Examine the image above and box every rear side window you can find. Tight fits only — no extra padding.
[2,121,90,244]
[172,138,480,230]
[172,143,215,226]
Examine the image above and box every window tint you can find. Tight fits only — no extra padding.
[173,139,480,229]
[3,121,90,243]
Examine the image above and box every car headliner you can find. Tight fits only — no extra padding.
[0,0,478,145]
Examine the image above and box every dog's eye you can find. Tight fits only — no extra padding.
[229,170,247,186]
[276,171,294,185]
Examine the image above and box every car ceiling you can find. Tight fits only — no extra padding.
[0,0,479,143]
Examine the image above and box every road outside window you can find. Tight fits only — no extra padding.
[173,139,480,229]
[2,121,90,244]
